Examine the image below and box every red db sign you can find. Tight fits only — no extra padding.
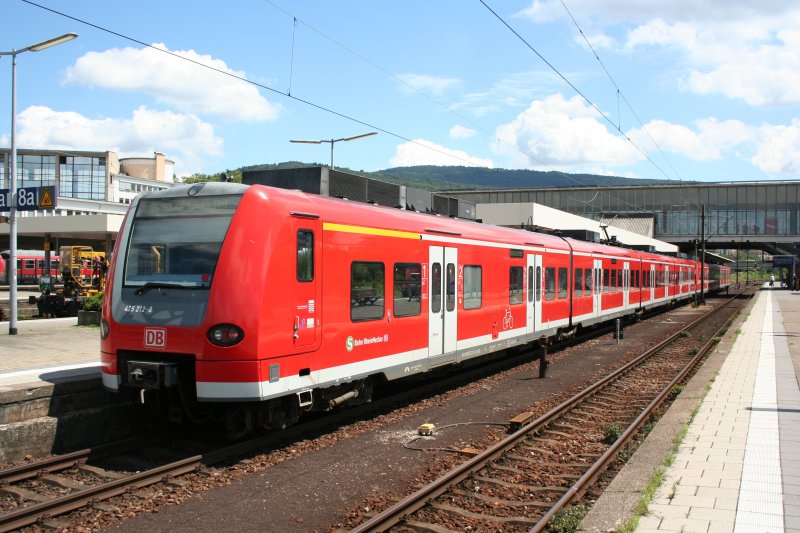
[144,328,167,348]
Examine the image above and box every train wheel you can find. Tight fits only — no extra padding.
[224,405,254,439]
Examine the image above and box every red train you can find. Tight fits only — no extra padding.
[100,182,730,434]
[0,250,61,285]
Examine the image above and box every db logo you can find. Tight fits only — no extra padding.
[144,328,167,348]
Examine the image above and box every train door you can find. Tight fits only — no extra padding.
[291,218,321,352]
[526,254,542,336]
[623,261,630,309]
[593,258,603,317]
[429,246,458,364]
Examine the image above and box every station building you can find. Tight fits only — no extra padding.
[439,181,800,258]
[0,149,174,252]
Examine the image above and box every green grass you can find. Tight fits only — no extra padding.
[614,375,712,533]
[550,504,589,533]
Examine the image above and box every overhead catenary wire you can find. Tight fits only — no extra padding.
[260,0,651,214]
[20,0,487,169]
[478,0,674,183]
[24,0,651,215]
[559,0,685,184]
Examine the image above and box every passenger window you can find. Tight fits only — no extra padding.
[603,269,610,293]
[558,267,568,299]
[545,267,555,301]
[296,230,314,282]
[350,262,384,322]
[393,263,421,317]
[536,266,542,302]
[446,263,456,312]
[528,266,534,303]
[585,268,592,295]
[431,263,442,313]
[464,265,482,310]
[574,268,583,297]
[510,266,524,305]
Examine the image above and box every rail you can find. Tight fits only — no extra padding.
[352,288,751,532]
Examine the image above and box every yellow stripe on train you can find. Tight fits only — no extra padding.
[323,222,420,240]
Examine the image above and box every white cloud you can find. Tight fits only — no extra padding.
[395,73,461,97]
[496,94,641,170]
[627,118,752,161]
[389,139,493,167]
[13,105,223,175]
[516,2,800,107]
[64,43,280,121]
[456,71,559,117]
[750,120,800,174]
[516,1,793,26]
[449,125,477,139]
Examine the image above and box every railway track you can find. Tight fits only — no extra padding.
[0,291,744,532]
[350,288,751,532]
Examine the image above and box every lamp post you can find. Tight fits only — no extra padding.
[290,132,377,170]
[1,32,77,335]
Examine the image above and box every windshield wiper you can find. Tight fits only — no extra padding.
[134,281,193,295]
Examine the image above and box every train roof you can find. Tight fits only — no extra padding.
[246,184,687,262]
[0,250,52,257]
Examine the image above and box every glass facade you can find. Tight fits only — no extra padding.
[59,155,106,200]
[0,151,108,201]
[443,183,800,240]
[19,154,57,189]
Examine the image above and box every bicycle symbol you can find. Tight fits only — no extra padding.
[502,308,514,330]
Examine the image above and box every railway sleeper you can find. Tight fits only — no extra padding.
[430,502,538,526]
[451,488,552,509]
[549,422,587,432]
[473,475,567,494]
[40,474,86,490]
[77,464,126,480]
[0,485,49,503]
[506,456,588,469]
[402,519,463,533]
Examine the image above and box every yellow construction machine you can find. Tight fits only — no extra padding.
[31,246,108,317]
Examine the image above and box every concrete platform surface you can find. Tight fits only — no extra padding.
[581,286,800,533]
[0,316,101,391]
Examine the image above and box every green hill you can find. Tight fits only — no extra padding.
[186,162,683,191]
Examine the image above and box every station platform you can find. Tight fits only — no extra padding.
[0,316,101,393]
[583,286,800,533]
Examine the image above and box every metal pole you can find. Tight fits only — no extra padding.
[8,51,18,335]
[700,204,706,305]
[538,335,548,378]
[736,242,739,287]
[330,140,335,171]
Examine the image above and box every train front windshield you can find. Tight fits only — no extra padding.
[123,194,243,289]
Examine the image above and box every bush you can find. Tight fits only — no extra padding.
[84,292,104,312]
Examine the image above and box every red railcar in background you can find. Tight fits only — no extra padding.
[0,250,61,285]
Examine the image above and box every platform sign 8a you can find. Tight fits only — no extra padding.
[0,186,57,212]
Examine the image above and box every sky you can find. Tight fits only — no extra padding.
[1,0,799,183]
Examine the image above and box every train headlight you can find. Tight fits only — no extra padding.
[100,319,110,340]
[207,324,244,347]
